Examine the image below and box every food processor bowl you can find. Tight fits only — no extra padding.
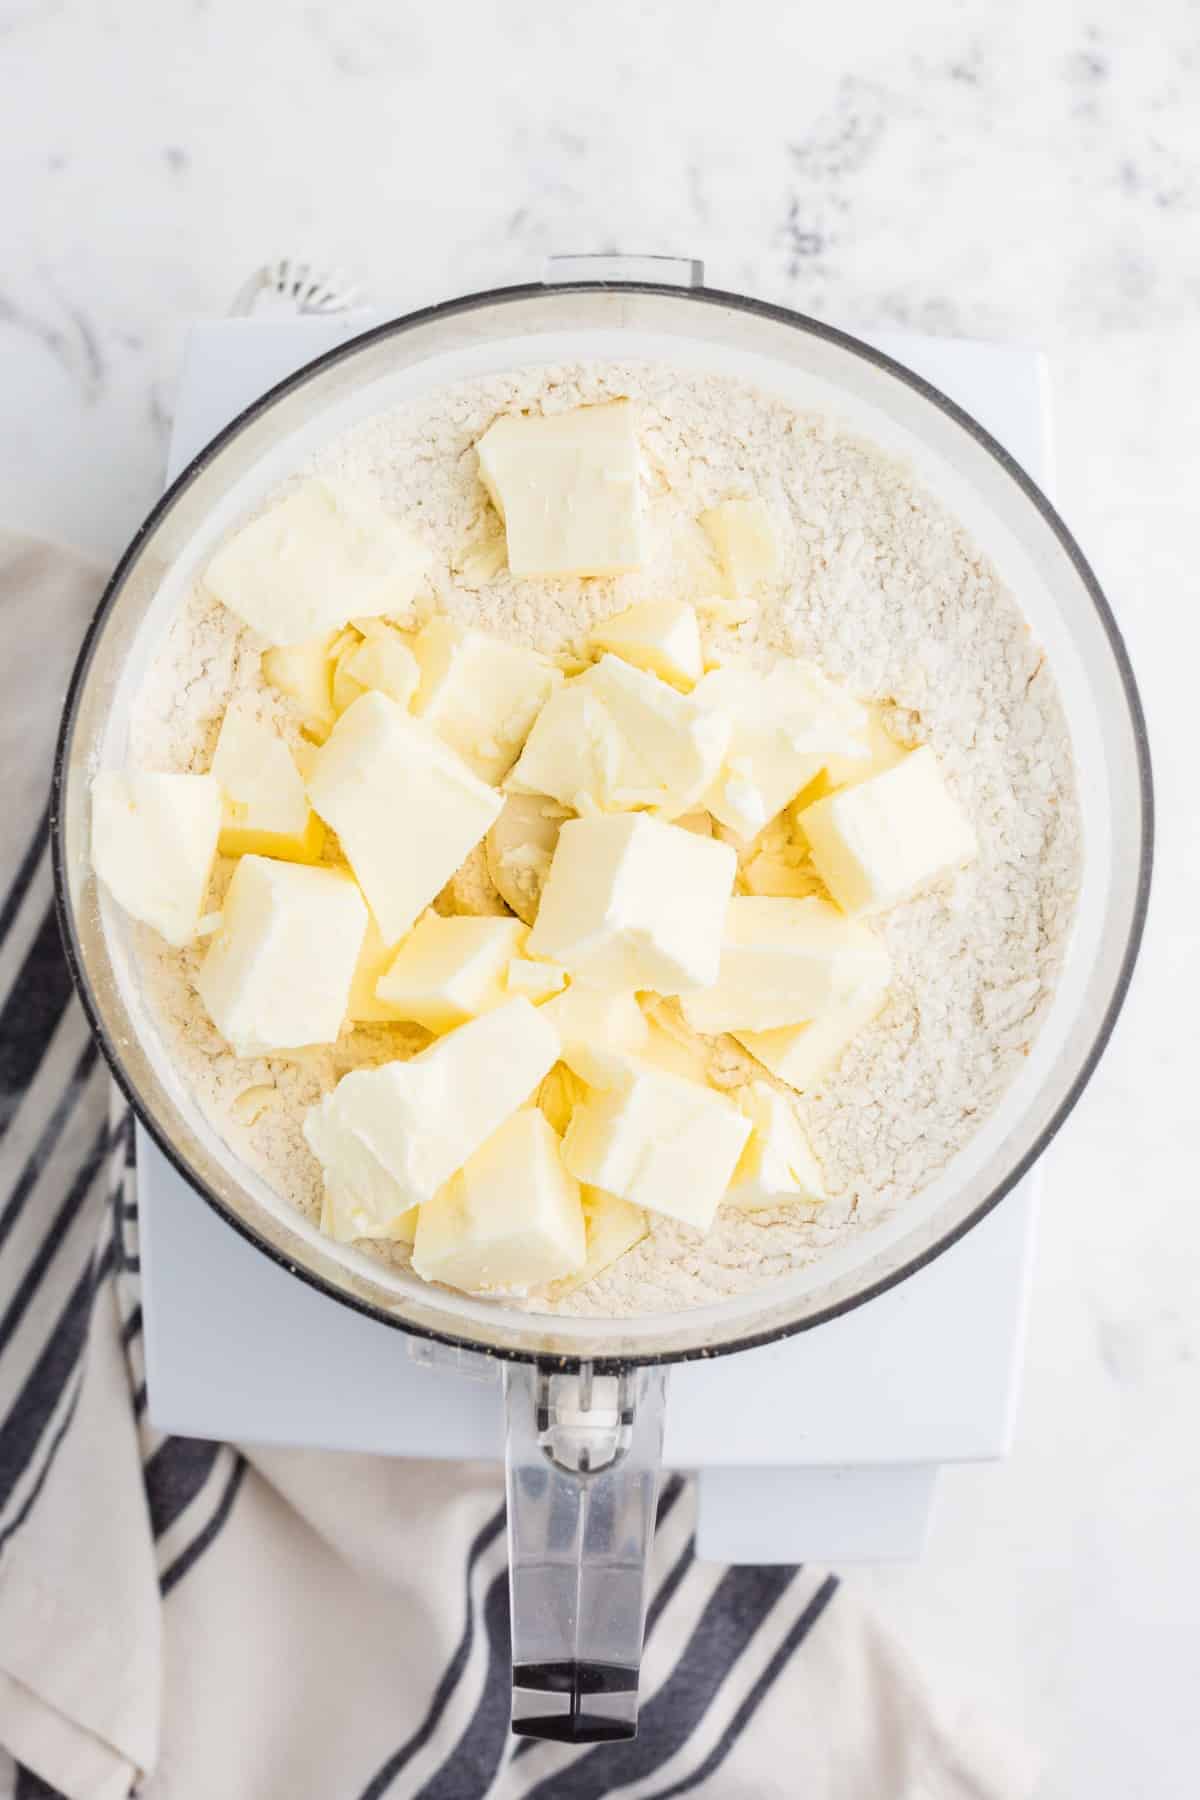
[53,260,1152,1739]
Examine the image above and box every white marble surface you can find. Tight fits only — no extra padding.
[2,3,1197,1795]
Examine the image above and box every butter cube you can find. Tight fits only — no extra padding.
[541,986,650,1088]
[528,814,736,994]
[347,911,420,1025]
[261,632,337,738]
[539,1188,649,1301]
[341,627,420,711]
[505,956,568,1004]
[204,478,431,645]
[696,663,868,838]
[375,912,526,1032]
[91,771,221,948]
[306,692,503,946]
[819,704,909,792]
[698,497,780,596]
[508,655,730,820]
[563,1067,751,1234]
[303,997,559,1219]
[589,600,703,691]
[799,746,978,915]
[211,703,324,864]
[476,400,643,578]
[411,617,563,783]
[726,1083,827,1210]
[679,896,891,1034]
[412,1109,586,1293]
[196,856,367,1055]
[733,982,888,1091]
[320,1180,418,1246]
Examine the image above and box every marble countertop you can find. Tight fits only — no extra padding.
[2,3,1197,1795]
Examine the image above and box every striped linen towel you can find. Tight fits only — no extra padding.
[0,531,1038,1800]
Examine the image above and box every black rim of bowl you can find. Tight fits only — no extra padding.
[50,280,1155,1373]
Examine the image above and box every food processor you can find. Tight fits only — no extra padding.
[52,257,1152,1742]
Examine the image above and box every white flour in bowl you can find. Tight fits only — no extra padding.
[128,361,1081,1316]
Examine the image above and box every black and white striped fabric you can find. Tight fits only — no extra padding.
[0,534,1033,1800]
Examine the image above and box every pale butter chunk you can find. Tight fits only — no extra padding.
[412,1108,586,1294]
[320,1180,417,1246]
[563,1067,751,1234]
[504,957,568,1004]
[695,662,869,839]
[541,987,651,1088]
[508,655,732,820]
[726,1083,827,1210]
[196,856,367,1055]
[210,702,324,864]
[411,616,563,783]
[302,997,560,1221]
[375,912,527,1032]
[798,745,978,916]
[539,1188,649,1302]
[91,771,222,948]
[347,911,414,1025]
[476,400,644,578]
[261,632,337,737]
[698,496,781,596]
[732,981,889,1092]
[306,691,503,947]
[679,895,891,1035]
[204,478,432,646]
[589,599,703,691]
[819,704,910,792]
[340,627,421,712]
[528,814,737,994]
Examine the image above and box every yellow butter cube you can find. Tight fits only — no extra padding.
[528,814,736,994]
[539,1188,649,1301]
[320,1181,418,1246]
[204,478,431,645]
[196,856,367,1055]
[798,746,978,915]
[211,702,324,864]
[412,616,562,783]
[347,912,417,1025]
[698,496,780,597]
[91,771,222,948]
[541,987,650,1088]
[303,998,560,1219]
[505,956,568,1004]
[306,692,503,947]
[509,655,732,821]
[726,1083,827,1210]
[412,1109,586,1294]
[261,632,338,738]
[340,627,420,711]
[589,599,703,690]
[563,1067,751,1234]
[679,896,891,1035]
[695,662,868,839]
[375,912,527,1032]
[476,400,643,578]
[732,982,889,1091]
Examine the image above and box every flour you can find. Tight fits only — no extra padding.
[127,361,1081,1317]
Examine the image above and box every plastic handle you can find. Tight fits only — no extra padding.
[504,1360,669,1742]
[543,253,704,289]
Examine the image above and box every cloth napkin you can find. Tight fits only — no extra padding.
[0,531,1038,1800]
